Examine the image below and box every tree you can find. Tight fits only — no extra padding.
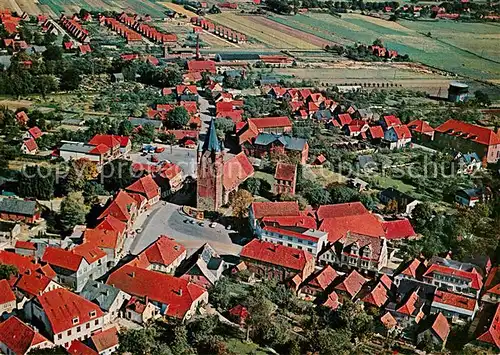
[65,159,98,193]
[411,202,433,233]
[43,32,57,45]
[42,45,63,61]
[59,191,89,233]
[119,327,162,355]
[35,75,58,98]
[119,120,133,136]
[385,199,399,214]
[310,328,352,355]
[209,278,235,310]
[60,67,82,91]
[214,117,235,138]
[279,193,308,210]
[241,177,261,195]
[231,189,253,219]
[101,159,133,192]
[28,346,67,354]
[0,264,17,280]
[18,166,55,200]
[372,38,384,47]
[474,90,491,107]
[167,107,189,129]
[245,294,275,342]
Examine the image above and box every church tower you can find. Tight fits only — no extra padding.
[197,119,224,211]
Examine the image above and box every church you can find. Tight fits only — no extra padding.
[197,119,255,211]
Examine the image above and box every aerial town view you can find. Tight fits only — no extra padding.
[0,0,500,354]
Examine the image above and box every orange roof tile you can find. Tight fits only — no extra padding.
[251,201,300,220]
[308,265,338,290]
[432,290,477,311]
[68,340,98,355]
[362,282,388,307]
[274,162,296,181]
[319,214,385,243]
[223,152,254,191]
[0,317,49,354]
[381,312,397,329]
[316,202,369,221]
[334,270,366,298]
[15,272,54,297]
[91,327,119,353]
[126,175,160,200]
[41,246,83,272]
[0,279,15,304]
[98,190,137,222]
[435,119,500,146]
[477,303,500,348]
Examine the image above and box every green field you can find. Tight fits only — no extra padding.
[270,13,500,81]
[38,0,168,17]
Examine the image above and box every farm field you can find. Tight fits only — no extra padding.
[269,13,500,82]
[208,13,321,49]
[158,1,198,17]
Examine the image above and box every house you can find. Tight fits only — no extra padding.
[238,116,293,145]
[379,187,421,216]
[68,340,98,355]
[21,138,38,155]
[97,190,138,228]
[249,201,301,232]
[0,279,16,314]
[176,84,198,101]
[41,245,108,292]
[300,265,338,298]
[80,280,130,323]
[243,133,309,165]
[394,258,427,287]
[178,243,225,289]
[90,326,119,355]
[380,115,402,130]
[83,217,127,264]
[407,120,434,142]
[453,152,482,175]
[259,224,328,257]
[382,219,417,242]
[0,198,40,223]
[416,313,450,351]
[124,297,160,324]
[26,288,104,348]
[186,60,216,74]
[475,303,500,350]
[313,154,326,165]
[421,256,483,299]
[24,126,43,140]
[385,289,427,332]
[361,281,389,308]
[16,111,29,125]
[228,304,248,326]
[15,272,61,298]
[273,162,297,195]
[367,125,384,141]
[430,290,478,323]
[107,265,208,321]
[455,187,492,207]
[14,240,36,257]
[239,239,315,288]
[333,269,367,301]
[125,175,161,207]
[482,266,500,303]
[384,125,412,149]
[128,236,186,274]
[0,316,52,354]
[434,119,500,164]
[88,134,131,157]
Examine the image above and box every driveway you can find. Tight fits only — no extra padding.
[128,202,242,257]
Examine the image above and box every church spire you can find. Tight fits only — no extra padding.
[203,119,220,152]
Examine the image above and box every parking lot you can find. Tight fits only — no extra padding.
[128,202,243,257]
[129,145,197,177]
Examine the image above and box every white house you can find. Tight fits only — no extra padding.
[384,125,412,150]
[80,280,130,323]
[259,225,328,257]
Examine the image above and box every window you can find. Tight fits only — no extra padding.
[89,310,96,318]
[77,326,81,332]
[95,320,99,325]
[67,330,72,336]
[86,323,90,329]
[72,317,79,325]
[58,334,62,340]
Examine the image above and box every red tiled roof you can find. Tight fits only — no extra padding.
[383,115,402,127]
[15,111,28,124]
[424,264,483,290]
[0,279,15,304]
[337,113,352,126]
[251,201,300,220]
[391,125,412,139]
[68,340,99,355]
[15,240,36,250]
[0,317,49,354]
[164,130,199,141]
[369,125,384,139]
[274,162,296,181]
[0,250,37,274]
[187,59,216,73]
[15,272,54,297]
[91,327,119,353]
[433,290,477,311]
[179,101,198,114]
[223,152,254,191]
[96,214,127,235]
[176,84,198,95]
[36,288,104,334]
[319,214,385,243]
[159,162,182,180]
[262,216,317,230]
[381,312,397,329]
[397,290,419,315]
[238,120,259,145]
[334,270,366,298]
[484,266,500,295]
[23,138,38,152]
[263,225,320,242]
[400,258,422,278]
[308,265,338,290]
[79,44,92,54]
[98,190,137,222]
[382,219,416,240]
[316,202,369,221]
[240,239,314,272]
[84,228,120,250]
[28,126,43,139]
[107,265,207,319]
[380,274,392,290]
[73,243,107,264]
[435,119,500,146]
[89,144,110,155]
[477,303,500,348]
[323,291,339,310]
[430,313,450,342]
[126,175,160,200]
[41,246,83,272]
[131,236,185,268]
[88,134,121,149]
[249,116,292,130]
[407,119,434,134]
[362,282,388,307]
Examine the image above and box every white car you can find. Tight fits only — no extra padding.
[209,222,216,228]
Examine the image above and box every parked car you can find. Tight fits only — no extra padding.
[209,222,216,228]
[151,155,159,163]
[155,147,165,153]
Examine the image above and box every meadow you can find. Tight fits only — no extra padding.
[270,13,500,82]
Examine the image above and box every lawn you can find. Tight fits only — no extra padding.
[304,165,347,187]
[270,13,500,82]
[224,339,269,355]
[37,0,167,17]
[253,171,275,187]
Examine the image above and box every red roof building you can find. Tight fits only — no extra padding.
[222,152,254,192]
[240,239,315,286]
[483,266,500,303]
[27,126,43,139]
[337,113,353,127]
[381,312,397,329]
[250,201,300,220]
[0,250,38,275]
[318,213,385,243]
[33,288,104,347]
[21,138,38,154]
[15,272,59,298]
[274,162,297,195]
[435,119,500,163]
[423,261,483,298]
[261,215,317,230]
[382,219,416,240]
[477,303,500,349]
[186,60,216,73]
[381,115,402,129]
[316,202,369,221]
[107,265,208,320]
[90,327,119,354]
[334,269,366,300]
[431,290,478,321]
[300,265,338,297]
[0,278,16,312]
[361,281,388,307]
[126,175,161,206]
[128,235,186,274]
[407,119,434,140]
[98,190,138,226]
[0,316,50,354]
[15,111,28,125]
[68,340,98,355]
[368,125,384,140]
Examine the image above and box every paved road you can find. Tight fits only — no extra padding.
[128,202,243,257]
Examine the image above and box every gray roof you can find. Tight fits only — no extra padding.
[60,142,94,154]
[0,198,37,216]
[180,243,225,285]
[357,155,375,169]
[80,280,124,312]
[254,133,307,151]
[112,73,124,80]
[0,55,12,69]
[128,117,163,128]
[26,45,46,54]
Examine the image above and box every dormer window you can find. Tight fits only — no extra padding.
[89,310,96,318]
[72,317,79,325]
